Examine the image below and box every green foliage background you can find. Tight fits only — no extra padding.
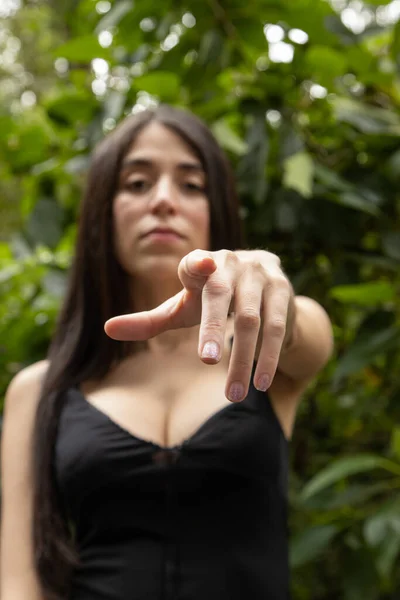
[1,0,400,597]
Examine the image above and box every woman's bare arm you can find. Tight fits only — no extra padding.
[1,361,48,600]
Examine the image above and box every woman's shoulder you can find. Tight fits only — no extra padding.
[3,360,49,419]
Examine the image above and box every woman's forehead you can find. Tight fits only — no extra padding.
[127,122,197,158]
[122,122,204,173]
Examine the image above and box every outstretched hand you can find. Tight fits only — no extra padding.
[104,249,294,402]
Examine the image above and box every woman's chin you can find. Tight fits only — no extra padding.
[130,253,183,278]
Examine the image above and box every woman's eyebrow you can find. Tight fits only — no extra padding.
[121,157,204,173]
[177,162,204,173]
[121,158,153,171]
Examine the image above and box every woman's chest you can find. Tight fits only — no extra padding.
[80,354,233,449]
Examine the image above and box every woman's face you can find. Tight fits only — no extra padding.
[113,121,210,280]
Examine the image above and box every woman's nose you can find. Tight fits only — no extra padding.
[150,176,179,213]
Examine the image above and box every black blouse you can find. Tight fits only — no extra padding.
[55,370,290,600]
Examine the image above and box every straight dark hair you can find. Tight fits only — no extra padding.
[32,104,244,599]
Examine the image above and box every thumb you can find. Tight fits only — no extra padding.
[104,293,181,341]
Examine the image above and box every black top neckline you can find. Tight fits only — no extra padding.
[72,385,246,452]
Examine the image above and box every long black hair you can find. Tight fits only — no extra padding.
[32,104,244,599]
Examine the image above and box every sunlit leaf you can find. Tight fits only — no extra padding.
[54,35,111,62]
[301,455,400,501]
[298,481,393,511]
[391,427,400,460]
[211,119,248,156]
[305,46,348,86]
[330,282,395,304]
[331,97,400,135]
[336,192,381,216]
[283,152,314,198]
[95,0,133,33]
[134,71,180,100]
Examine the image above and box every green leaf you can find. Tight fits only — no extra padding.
[314,163,352,192]
[341,547,380,600]
[290,525,339,568]
[336,192,381,216]
[54,35,111,62]
[211,119,248,156]
[334,326,399,380]
[95,0,133,33]
[376,531,400,580]
[305,46,348,86]
[0,264,22,284]
[279,125,304,160]
[391,427,400,460]
[26,199,65,249]
[330,281,395,304]
[386,148,400,181]
[134,71,180,101]
[0,242,12,262]
[283,152,314,198]
[198,30,224,66]
[331,97,400,135]
[391,19,400,69]
[7,116,54,171]
[103,89,127,122]
[275,191,297,232]
[45,90,96,124]
[237,111,269,204]
[64,155,90,175]
[299,481,393,511]
[382,232,400,261]
[364,495,400,549]
[301,455,400,501]
[43,269,67,298]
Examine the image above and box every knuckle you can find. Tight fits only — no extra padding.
[234,357,253,371]
[266,251,281,267]
[236,310,261,330]
[224,250,238,266]
[244,260,265,278]
[204,280,231,297]
[268,318,286,336]
[203,317,224,332]
[274,273,289,288]
[254,260,265,273]
[260,349,280,364]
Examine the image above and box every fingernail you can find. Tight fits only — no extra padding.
[201,341,220,360]
[256,374,270,392]
[228,382,245,402]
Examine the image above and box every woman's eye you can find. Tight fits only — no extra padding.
[184,182,204,192]
[125,179,149,192]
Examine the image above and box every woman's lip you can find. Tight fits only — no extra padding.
[143,231,184,241]
[147,228,180,237]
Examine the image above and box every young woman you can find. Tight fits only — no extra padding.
[1,105,333,600]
